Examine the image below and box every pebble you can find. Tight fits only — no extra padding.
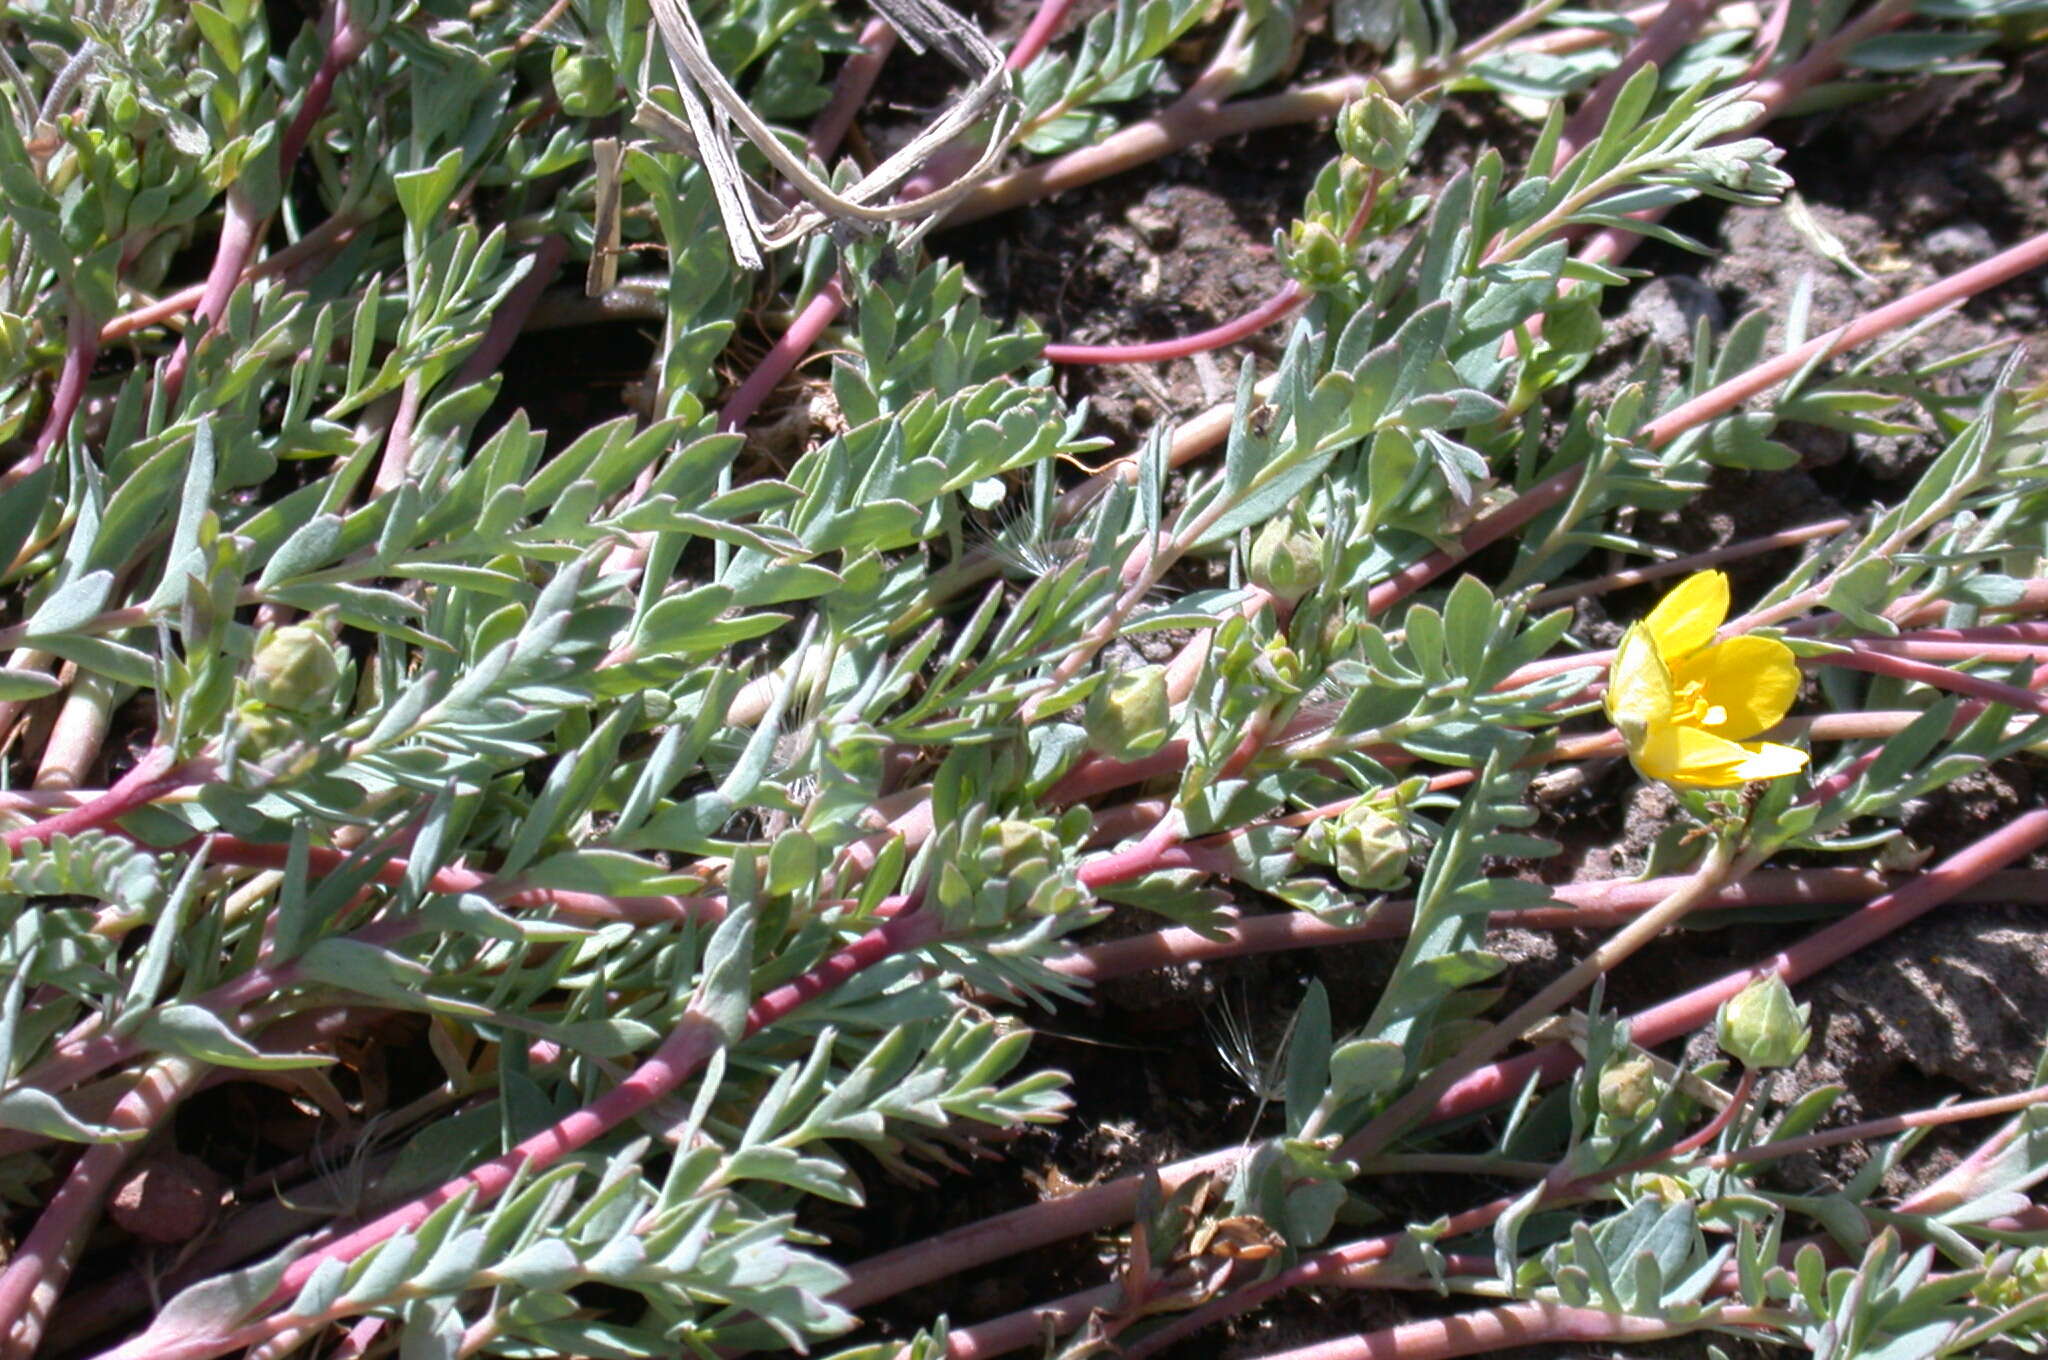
[1922,220,1996,270]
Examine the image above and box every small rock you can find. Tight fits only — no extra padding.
[1922,220,1996,270]
[109,1152,223,1245]
[1625,276,1725,354]
[1126,204,1178,250]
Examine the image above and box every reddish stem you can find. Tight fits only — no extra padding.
[1816,643,2048,712]
[1,748,182,852]
[455,235,570,387]
[717,0,1079,434]
[17,302,99,481]
[1116,1069,1760,1360]
[836,809,2048,1316]
[1527,516,1854,608]
[1009,0,1086,69]
[1234,1299,1721,1360]
[97,214,361,344]
[1554,0,1718,166]
[1373,227,2048,619]
[277,5,368,174]
[200,833,725,923]
[1043,281,1306,365]
[719,277,847,432]
[808,20,898,162]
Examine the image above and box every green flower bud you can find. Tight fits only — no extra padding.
[1301,804,1411,892]
[1597,1056,1658,1121]
[1629,1173,1692,1205]
[235,706,297,761]
[639,688,676,725]
[939,816,1093,929]
[1337,90,1411,174]
[1977,1246,2048,1311]
[1254,636,1303,694]
[1717,975,1811,1070]
[1249,515,1325,605]
[1282,219,1350,291]
[552,50,618,118]
[106,79,142,132]
[1085,665,1171,761]
[247,623,342,714]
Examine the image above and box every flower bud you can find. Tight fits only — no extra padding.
[1629,1173,1691,1205]
[552,50,618,118]
[1977,1245,2048,1311]
[939,816,1092,929]
[1253,636,1303,694]
[1282,219,1350,291]
[1598,1056,1658,1121]
[1717,975,1811,1070]
[106,79,142,132]
[1085,665,1171,761]
[247,623,342,714]
[1338,91,1412,174]
[1302,804,1411,892]
[1249,515,1325,605]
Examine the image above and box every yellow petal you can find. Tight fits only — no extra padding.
[1731,740,1810,781]
[1671,635,1802,740]
[1605,622,1671,742]
[1641,571,1729,661]
[1632,722,1807,789]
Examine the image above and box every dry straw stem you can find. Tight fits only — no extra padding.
[645,0,1015,267]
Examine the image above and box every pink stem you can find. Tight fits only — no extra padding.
[1554,0,1718,166]
[97,215,361,344]
[838,810,2048,1314]
[0,916,421,1161]
[1043,281,1306,364]
[1815,641,2048,714]
[1116,1072,1759,1360]
[1641,230,2048,448]
[455,235,570,387]
[370,375,423,492]
[1374,227,2048,618]
[717,0,1078,434]
[718,277,846,432]
[1,748,181,852]
[17,303,99,480]
[276,6,367,174]
[1564,0,1914,277]
[1009,0,1086,68]
[198,834,725,923]
[1237,1299,1716,1360]
[1527,516,1854,608]
[807,20,898,161]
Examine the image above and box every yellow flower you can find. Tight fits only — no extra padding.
[1605,571,1808,789]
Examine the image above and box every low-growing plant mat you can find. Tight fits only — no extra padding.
[1,1,2047,1359]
